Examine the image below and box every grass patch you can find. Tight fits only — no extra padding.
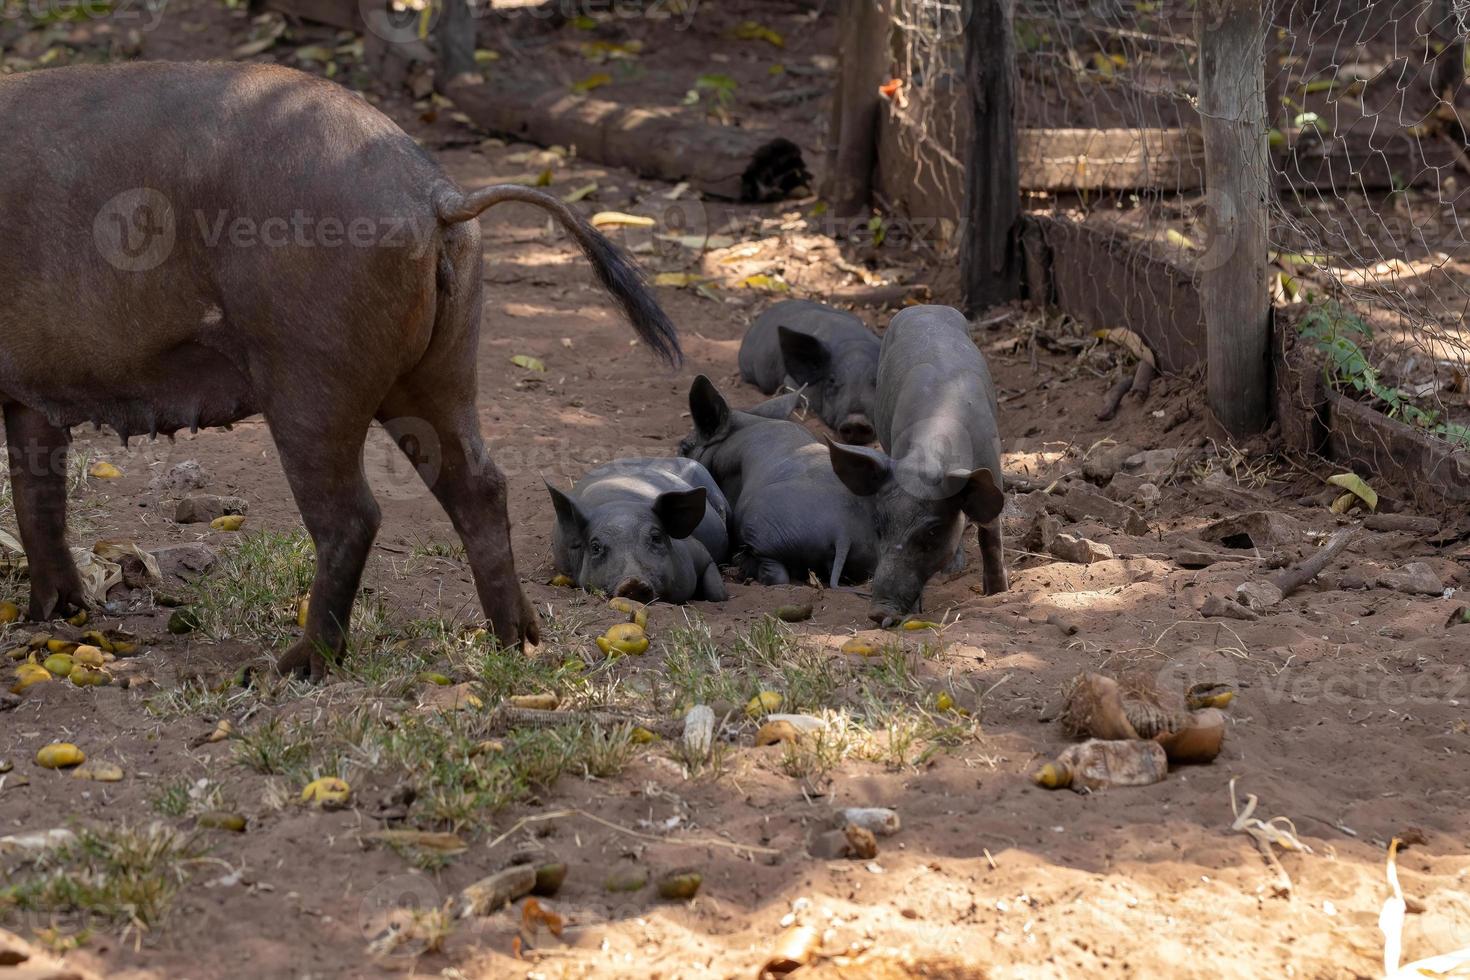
[191,529,315,647]
[0,823,204,929]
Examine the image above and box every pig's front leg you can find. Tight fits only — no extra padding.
[3,404,88,620]
[697,558,728,601]
[978,519,1008,595]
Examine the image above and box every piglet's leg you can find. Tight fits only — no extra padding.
[978,519,1008,595]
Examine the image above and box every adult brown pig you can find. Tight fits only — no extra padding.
[0,62,679,679]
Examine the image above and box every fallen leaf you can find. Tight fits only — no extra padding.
[364,830,468,854]
[562,182,598,203]
[879,77,902,98]
[732,20,784,46]
[1093,327,1158,368]
[737,273,789,292]
[653,272,707,288]
[591,211,656,229]
[571,72,612,93]
[521,896,565,936]
[1327,472,1378,511]
[511,354,546,372]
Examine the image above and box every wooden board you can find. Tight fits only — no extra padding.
[1020,214,1206,374]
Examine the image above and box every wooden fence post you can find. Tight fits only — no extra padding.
[959,0,1021,315]
[1198,0,1271,436]
[821,0,892,217]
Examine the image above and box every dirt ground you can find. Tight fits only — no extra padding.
[4,6,1470,980]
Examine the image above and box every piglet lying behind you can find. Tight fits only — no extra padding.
[547,458,729,603]
[679,376,876,587]
[737,299,880,444]
[825,305,1007,625]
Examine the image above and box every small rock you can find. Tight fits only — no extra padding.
[682,705,715,762]
[1050,533,1114,565]
[149,459,208,497]
[1082,444,1137,483]
[1338,572,1373,590]
[807,825,877,860]
[175,495,248,525]
[1121,448,1181,482]
[1021,513,1061,553]
[460,865,536,917]
[835,807,900,836]
[1201,594,1260,621]
[151,542,219,579]
[1364,513,1441,536]
[1058,485,1149,535]
[1234,580,1285,612]
[1379,562,1444,597]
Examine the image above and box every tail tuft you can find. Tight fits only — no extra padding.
[437,184,681,366]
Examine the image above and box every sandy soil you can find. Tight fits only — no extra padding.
[3,7,1470,980]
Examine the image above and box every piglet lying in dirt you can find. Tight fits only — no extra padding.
[738,299,880,444]
[0,62,679,680]
[546,458,729,603]
[825,305,1007,625]
[679,376,876,587]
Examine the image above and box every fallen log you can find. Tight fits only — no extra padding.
[1234,527,1358,611]
[446,78,812,202]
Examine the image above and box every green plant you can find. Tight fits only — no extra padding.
[1298,302,1470,445]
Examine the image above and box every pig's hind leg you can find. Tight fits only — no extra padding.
[378,383,540,653]
[3,405,88,619]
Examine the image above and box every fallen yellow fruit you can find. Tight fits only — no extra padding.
[934,691,955,712]
[745,690,782,718]
[68,666,109,687]
[45,639,77,655]
[840,638,879,657]
[89,461,122,479]
[598,621,649,656]
[418,671,453,686]
[608,597,648,628]
[1033,762,1071,789]
[510,693,559,710]
[0,601,19,624]
[80,630,114,653]
[65,610,88,628]
[42,654,74,677]
[73,761,124,782]
[72,645,105,669]
[36,743,85,768]
[901,619,942,631]
[10,663,51,695]
[296,596,310,628]
[211,515,246,532]
[549,574,575,588]
[629,726,658,744]
[300,777,352,808]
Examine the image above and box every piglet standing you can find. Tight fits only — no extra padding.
[679,376,876,588]
[737,299,880,444]
[825,305,1007,625]
[547,458,729,603]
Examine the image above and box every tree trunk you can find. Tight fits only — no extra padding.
[959,0,1021,314]
[1198,0,1271,436]
[821,0,892,218]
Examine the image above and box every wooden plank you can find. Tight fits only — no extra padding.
[1022,214,1206,373]
[1325,392,1470,509]
[1017,128,1205,191]
[1198,0,1271,436]
[959,0,1022,312]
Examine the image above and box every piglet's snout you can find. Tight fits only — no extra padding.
[614,578,657,603]
[838,415,876,445]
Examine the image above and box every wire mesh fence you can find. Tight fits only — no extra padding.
[885,0,1470,493]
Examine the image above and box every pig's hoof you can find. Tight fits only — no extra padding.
[276,643,328,682]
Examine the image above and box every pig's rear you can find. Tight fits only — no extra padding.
[0,63,455,437]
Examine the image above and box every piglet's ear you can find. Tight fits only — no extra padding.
[825,436,893,497]
[950,467,1004,524]
[545,480,587,542]
[777,326,831,386]
[746,390,801,421]
[652,486,707,540]
[689,375,730,438]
